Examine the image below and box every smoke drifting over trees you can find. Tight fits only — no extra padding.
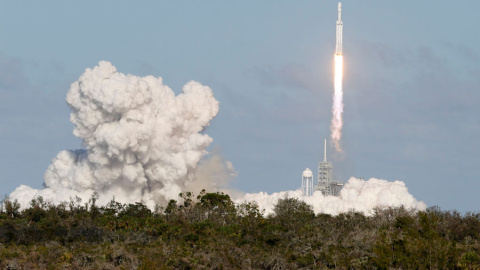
[238,177,426,216]
[10,62,425,216]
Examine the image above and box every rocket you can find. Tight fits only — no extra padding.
[335,2,343,55]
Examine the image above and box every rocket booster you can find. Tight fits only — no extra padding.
[335,2,343,55]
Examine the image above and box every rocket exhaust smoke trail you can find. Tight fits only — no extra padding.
[332,54,343,152]
[331,2,344,153]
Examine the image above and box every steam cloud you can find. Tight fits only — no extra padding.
[235,177,426,216]
[9,61,426,216]
[10,61,233,209]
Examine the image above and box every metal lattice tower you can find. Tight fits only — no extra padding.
[301,168,314,197]
[316,139,342,196]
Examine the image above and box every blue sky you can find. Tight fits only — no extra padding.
[1,1,479,212]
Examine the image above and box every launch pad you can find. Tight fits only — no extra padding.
[302,139,343,197]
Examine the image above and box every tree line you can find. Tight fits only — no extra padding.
[1,191,479,269]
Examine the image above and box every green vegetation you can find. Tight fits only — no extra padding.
[1,191,479,269]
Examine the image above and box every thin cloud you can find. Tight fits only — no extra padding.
[0,53,28,91]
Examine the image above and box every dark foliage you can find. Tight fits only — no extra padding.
[0,194,479,269]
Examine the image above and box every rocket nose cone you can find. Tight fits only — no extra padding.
[338,2,341,9]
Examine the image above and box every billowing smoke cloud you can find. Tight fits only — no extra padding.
[10,61,233,209]
[9,61,425,217]
[235,177,426,216]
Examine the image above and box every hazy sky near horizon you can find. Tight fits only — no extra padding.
[1,1,479,212]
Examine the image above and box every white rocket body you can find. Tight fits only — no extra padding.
[335,2,343,55]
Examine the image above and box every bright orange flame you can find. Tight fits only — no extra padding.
[331,54,343,152]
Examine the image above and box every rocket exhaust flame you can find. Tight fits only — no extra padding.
[331,54,343,152]
[331,2,344,153]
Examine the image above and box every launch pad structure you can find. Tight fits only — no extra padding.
[301,139,343,197]
[316,139,342,196]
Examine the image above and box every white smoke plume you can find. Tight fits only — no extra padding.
[10,61,233,209]
[8,61,425,217]
[330,54,344,152]
[235,177,426,216]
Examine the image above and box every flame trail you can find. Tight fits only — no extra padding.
[331,54,344,152]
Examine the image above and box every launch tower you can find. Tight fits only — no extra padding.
[316,139,343,196]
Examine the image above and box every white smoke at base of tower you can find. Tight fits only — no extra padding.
[236,177,427,216]
[7,61,426,217]
[9,61,235,209]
